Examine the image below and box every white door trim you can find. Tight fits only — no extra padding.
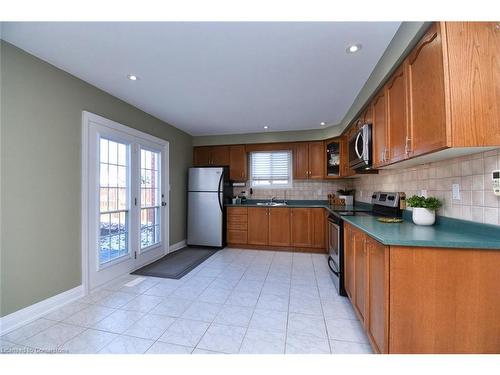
[81,111,170,294]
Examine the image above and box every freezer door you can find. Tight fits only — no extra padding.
[187,191,223,247]
[188,167,223,192]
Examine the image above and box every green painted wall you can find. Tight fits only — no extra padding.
[193,22,430,147]
[0,41,193,317]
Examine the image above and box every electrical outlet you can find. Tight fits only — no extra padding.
[452,183,461,200]
[421,189,427,197]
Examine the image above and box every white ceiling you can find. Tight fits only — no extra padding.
[2,22,400,136]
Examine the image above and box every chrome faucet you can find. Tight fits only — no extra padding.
[269,196,277,204]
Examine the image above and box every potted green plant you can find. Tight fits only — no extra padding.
[337,189,355,206]
[407,195,442,226]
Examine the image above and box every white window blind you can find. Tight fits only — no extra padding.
[250,151,292,188]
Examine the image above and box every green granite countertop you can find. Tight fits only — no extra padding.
[226,199,500,249]
[342,214,500,249]
[225,199,372,214]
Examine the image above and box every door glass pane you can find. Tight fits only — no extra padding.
[140,148,161,249]
[99,138,129,264]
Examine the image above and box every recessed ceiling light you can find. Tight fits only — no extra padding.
[320,122,326,126]
[346,44,362,54]
[127,74,138,81]
[263,125,269,129]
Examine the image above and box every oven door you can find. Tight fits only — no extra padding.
[328,217,340,267]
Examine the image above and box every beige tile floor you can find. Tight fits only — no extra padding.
[1,249,372,354]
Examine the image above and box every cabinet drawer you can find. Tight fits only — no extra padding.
[227,222,248,230]
[227,207,248,215]
[227,230,247,244]
[227,215,248,224]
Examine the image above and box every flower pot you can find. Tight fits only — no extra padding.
[412,207,436,226]
[339,195,354,206]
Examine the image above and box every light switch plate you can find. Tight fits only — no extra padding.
[452,183,460,200]
[421,190,427,198]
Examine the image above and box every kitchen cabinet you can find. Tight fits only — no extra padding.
[293,142,325,180]
[406,22,448,157]
[268,208,291,247]
[385,65,408,164]
[353,229,367,324]
[228,206,326,253]
[343,222,500,353]
[193,146,230,166]
[229,145,247,181]
[371,90,388,168]
[344,224,355,300]
[311,208,326,249]
[247,207,269,246]
[290,208,312,247]
[367,237,389,354]
[227,207,248,244]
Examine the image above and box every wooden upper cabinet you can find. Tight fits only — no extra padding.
[210,146,230,166]
[311,208,326,249]
[406,23,448,158]
[247,208,269,246]
[445,22,500,147]
[229,145,247,181]
[372,90,388,168]
[386,65,409,164]
[193,147,211,166]
[293,142,325,180]
[268,208,291,247]
[362,106,373,124]
[367,238,389,354]
[291,208,312,248]
[293,143,310,179]
[308,141,325,179]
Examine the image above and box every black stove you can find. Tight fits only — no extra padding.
[327,192,404,297]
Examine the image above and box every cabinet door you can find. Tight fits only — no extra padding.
[247,208,269,245]
[362,106,373,124]
[268,208,291,247]
[386,65,409,164]
[353,230,367,324]
[367,238,388,354]
[308,141,325,179]
[344,225,355,300]
[406,23,448,157]
[193,147,211,166]
[229,145,247,181]
[290,208,312,248]
[311,208,326,250]
[293,143,309,179]
[210,146,230,166]
[372,91,388,168]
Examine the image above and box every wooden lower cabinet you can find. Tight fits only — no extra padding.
[366,237,389,354]
[268,208,290,247]
[227,206,326,253]
[353,230,367,324]
[247,207,269,246]
[290,208,312,248]
[343,222,500,354]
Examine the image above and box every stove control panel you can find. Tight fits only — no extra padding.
[371,192,400,208]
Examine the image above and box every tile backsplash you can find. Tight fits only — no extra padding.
[352,148,500,226]
[233,180,354,201]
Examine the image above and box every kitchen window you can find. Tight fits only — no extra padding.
[250,150,292,188]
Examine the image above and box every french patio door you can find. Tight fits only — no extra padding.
[84,112,169,290]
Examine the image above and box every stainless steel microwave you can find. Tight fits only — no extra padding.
[349,124,372,170]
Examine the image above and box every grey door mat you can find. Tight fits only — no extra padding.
[131,247,218,279]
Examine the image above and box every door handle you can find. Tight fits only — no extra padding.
[328,257,340,277]
[354,132,363,159]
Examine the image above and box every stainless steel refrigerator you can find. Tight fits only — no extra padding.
[187,167,231,247]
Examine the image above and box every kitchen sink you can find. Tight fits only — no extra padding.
[255,202,287,206]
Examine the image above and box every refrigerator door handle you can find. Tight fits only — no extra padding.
[217,171,224,212]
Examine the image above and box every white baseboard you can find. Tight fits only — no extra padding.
[169,239,186,253]
[0,285,84,335]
